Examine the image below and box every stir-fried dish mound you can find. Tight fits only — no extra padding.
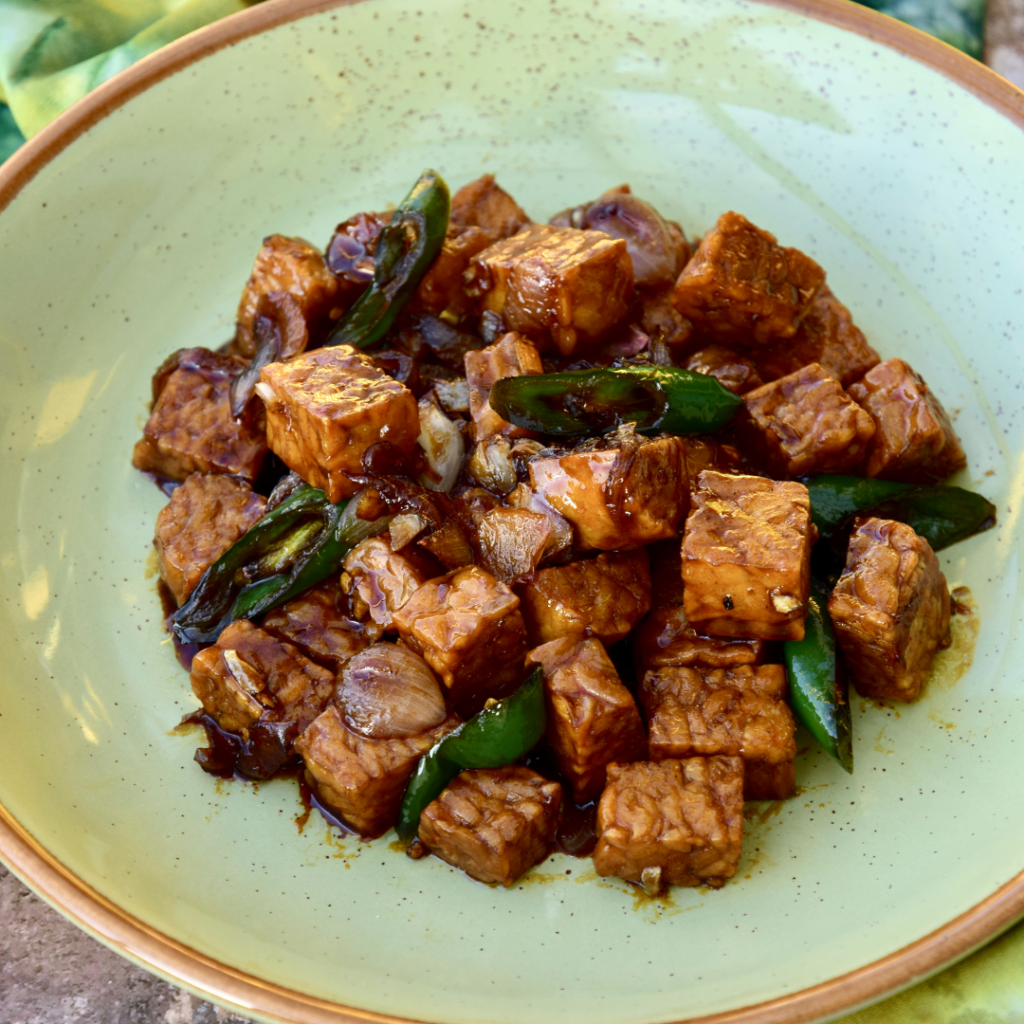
[135,169,996,893]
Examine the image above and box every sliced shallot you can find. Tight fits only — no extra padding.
[336,643,447,739]
[416,396,464,492]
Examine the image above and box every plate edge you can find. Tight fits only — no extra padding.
[1,0,1024,1021]
[3,794,1024,1024]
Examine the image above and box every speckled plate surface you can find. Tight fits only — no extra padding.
[1,2,1024,1023]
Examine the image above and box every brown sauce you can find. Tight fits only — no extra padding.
[157,580,205,671]
[522,744,598,857]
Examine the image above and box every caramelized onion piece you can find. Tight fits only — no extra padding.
[417,396,464,492]
[466,436,516,495]
[336,643,447,739]
[552,186,684,287]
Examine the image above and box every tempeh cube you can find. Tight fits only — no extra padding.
[828,517,951,702]
[477,507,553,586]
[743,362,876,476]
[639,282,694,349]
[342,534,436,633]
[392,566,530,717]
[417,767,562,886]
[633,604,765,674]
[465,331,543,440]
[529,433,688,550]
[641,665,796,800]
[190,619,335,778]
[257,345,419,502]
[155,472,266,606]
[528,637,647,803]
[593,757,744,890]
[450,174,531,239]
[132,348,267,482]
[466,224,634,356]
[752,285,880,387]
[235,234,341,357]
[682,471,812,641]
[685,345,764,395]
[848,358,967,483]
[671,212,825,346]
[506,484,574,560]
[410,225,495,319]
[296,705,459,837]
[517,550,652,647]
[261,578,368,672]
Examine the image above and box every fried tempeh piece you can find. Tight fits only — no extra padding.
[685,345,764,395]
[671,211,825,346]
[235,234,341,357]
[743,362,876,476]
[450,174,531,239]
[593,757,744,890]
[529,432,688,551]
[465,331,543,440]
[477,508,553,586]
[132,347,267,482]
[633,604,765,674]
[393,565,530,717]
[752,285,880,387]
[528,637,647,803]
[417,767,562,886]
[342,534,436,634]
[257,345,419,502]
[848,358,967,483]
[682,471,813,641]
[466,224,635,356]
[641,665,796,800]
[261,578,368,672]
[296,705,459,837]
[638,282,694,349]
[155,472,266,606]
[190,619,335,778]
[828,517,950,702]
[517,550,652,647]
[410,224,495,319]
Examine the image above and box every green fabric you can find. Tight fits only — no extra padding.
[846,922,1024,1024]
[861,0,986,58]
[0,1,258,140]
[0,100,24,163]
[0,2,1017,1023]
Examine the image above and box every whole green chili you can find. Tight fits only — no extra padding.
[396,667,546,841]
[172,483,384,644]
[327,169,450,350]
[806,475,996,579]
[489,365,743,437]
[783,581,852,773]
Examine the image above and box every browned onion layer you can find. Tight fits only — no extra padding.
[336,643,446,739]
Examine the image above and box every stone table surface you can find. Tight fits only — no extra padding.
[2,6,1024,1020]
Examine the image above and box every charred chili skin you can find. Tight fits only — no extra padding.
[806,475,996,553]
[488,365,743,437]
[396,667,546,842]
[783,581,853,773]
[326,169,451,350]
[173,484,356,644]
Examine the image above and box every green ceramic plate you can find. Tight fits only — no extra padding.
[1,2,1023,1023]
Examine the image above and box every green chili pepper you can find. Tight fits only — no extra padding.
[806,475,996,552]
[172,484,383,644]
[488,365,743,437]
[327,169,450,350]
[783,581,852,773]
[396,667,546,841]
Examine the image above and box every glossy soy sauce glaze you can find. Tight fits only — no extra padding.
[144,169,991,895]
